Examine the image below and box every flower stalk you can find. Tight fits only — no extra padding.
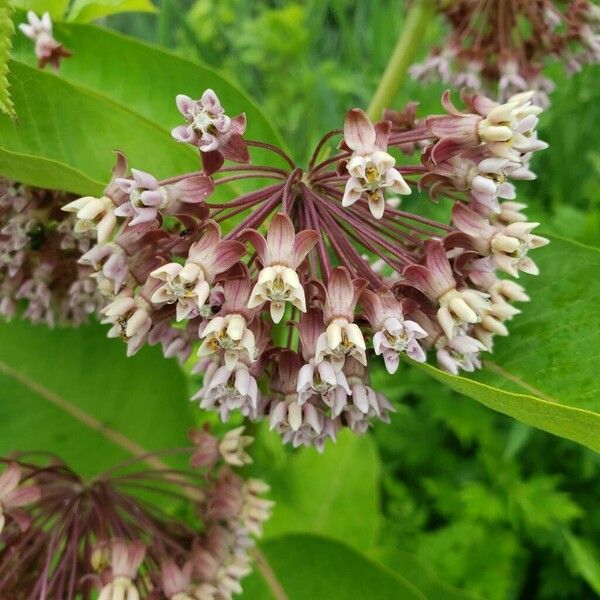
[367,0,436,120]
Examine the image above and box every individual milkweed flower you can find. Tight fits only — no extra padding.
[409,45,455,83]
[436,333,486,375]
[198,276,258,370]
[114,169,213,226]
[172,90,249,173]
[342,109,411,219]
[269,351,324,435]
[194,360,262,421]
[475,92,548,161]
[404,243,490,339]
[160,560,195,600]
[243,213,319,323]
[450,202,549,277]
[361,289,427,372]
[150,221,245,321]
[98,539,145,600]
[426,91,547,165]
[314,267,367,371]
[0,463,40,535]
[18,11,71,69]
[341,357,395,434]
[103,288,154,355]
[296,308,351,408]
[62,194,118,245]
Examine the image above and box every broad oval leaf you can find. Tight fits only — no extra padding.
[413,236,600,452]
[0,320,194,475]
[13,0,69,19]
[242,534,426,600]
[258,430,381,551]
[0,60,198,193]
[10,20,289,161]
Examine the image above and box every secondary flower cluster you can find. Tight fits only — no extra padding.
[64,87,548,450]
[0,178,103,326]
[410,0,600,106]
[0,426,272,600]
[18,11,71,69]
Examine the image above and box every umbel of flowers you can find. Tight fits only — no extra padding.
[0,178,103,326]
[0,426,272,600]
[61,87,549,450]
[410,0,600,107]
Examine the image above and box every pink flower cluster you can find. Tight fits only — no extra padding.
[410,0,600,107]
[0,178,103,326]
[0,427,272,599]
[63,87,548,450]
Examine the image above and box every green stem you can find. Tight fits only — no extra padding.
[367,0,435,121]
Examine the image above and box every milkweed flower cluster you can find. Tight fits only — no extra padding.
[0,178,103,326]
[410,0,600,106]
[64,86,548,450]
[18,11,71,69]
[0,427,272,600]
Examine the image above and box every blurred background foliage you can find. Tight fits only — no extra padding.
[107,0,600,598]
[5,0,600,598]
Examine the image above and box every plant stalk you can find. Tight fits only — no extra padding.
[367,0,435,120]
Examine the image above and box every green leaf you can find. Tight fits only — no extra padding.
[0,320,194,475]
[0,60,198,193]
[68,0,156,23]
[12,0,68,19]
[242,534,426,600]
[11,21,288,160]
[0,0,15,118]
[413,236,600,452]
[371,547,483,600]
[0,147,104,194]
[258,430,381,551]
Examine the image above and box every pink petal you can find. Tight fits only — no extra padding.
[131,168,158,190]
[373,120,391,150]
[343,109,376,154]
[0,463,21,498]
[171,174,214,204]
[176,94,197,118]
[292,229,320,266]
[219,133,250,163]
[240,229,267,264]
[212,240,246,276]
[266,213,295,265]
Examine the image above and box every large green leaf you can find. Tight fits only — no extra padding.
[371,547,483,600]
[0,320,194,475]
[258,430,381,551]
[0,60,198,193]
[413,236,600,452]
[13,0,69,19]
[10,20,288,162]
[0,147,103,194]
[242,534,426,600]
